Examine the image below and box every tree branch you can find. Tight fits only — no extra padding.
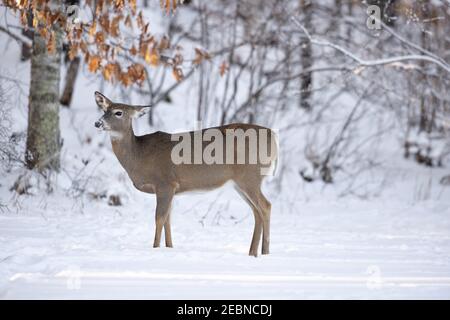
[291,17,450,74]
[0,25,32,49]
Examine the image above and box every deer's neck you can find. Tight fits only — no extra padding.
[110,125,137,173]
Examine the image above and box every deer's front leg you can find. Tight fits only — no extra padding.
[153,188,174,248]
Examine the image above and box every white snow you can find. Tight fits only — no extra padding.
[1,185,449,299]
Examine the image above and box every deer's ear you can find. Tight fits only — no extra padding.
[94,91,112,111]
[131,105,152,118]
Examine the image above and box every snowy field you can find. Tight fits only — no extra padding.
[1,179,450,299]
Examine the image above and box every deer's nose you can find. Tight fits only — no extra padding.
[94,120,103,128]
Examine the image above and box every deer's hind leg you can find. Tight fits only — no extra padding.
[236,183,263,257]
[164,212,173,248]
[258,190,271,255]
[235,184,263,257]
[235,178,271,256]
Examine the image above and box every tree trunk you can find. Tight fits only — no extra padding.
[60,56,80,107]
[418,6,429,133]
[25,30,62,172]
[347,0,354,42]
[299,0,313,110]
[327,0,341,35]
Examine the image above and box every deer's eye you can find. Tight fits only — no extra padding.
[114,111,123,118]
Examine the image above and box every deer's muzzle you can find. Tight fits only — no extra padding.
[94,120,104,129]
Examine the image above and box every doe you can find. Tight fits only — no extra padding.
[94,92,277,256]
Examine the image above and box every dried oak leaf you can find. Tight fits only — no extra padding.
[145,48,160,66]
[219,61,229,77]
[47,31,56,54]
[172,66,183,82]
[68,44,78,60]
[193,48,211,66]
[88,55,101,73]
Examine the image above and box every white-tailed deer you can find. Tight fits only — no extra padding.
[94,92,277,256]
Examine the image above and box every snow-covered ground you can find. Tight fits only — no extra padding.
[1,189,450,299]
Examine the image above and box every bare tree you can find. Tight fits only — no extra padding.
[60,56,80,107]
[299,0,313,110]
[25,25,62,171]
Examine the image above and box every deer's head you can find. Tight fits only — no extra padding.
[94,91,151,135]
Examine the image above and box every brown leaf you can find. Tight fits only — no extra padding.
[99,14,110,34]
[95,31,105,45]
[112,62,122,80]
[89,21,97,38]
[166,0,170,15]
[172,66,183,82]
[158,36,170,50]
[47,31,56,54]
[128,63,146,84]
[74,26,83,40]
[35,11,45,25]
[145,48,160,66]
[125,14,133,28]
[95,0,104,16]
[173,52,183,66]
[219,61,229,77]
[114,0,125,10]
[111,15,121,37]
[160,0,179,15]
[38,27,47,39]
[68,44,78,60]
[129,0,137,15]
[80,40,88,53]
[111,47,117,60]
[88,55,101,73]
[193,48,211,66]
[137,11,143,29]
[102,64,112,81]
[50,12,62,26]
[32,15,38,29]
[130,45,137,56]
[20,11,28,29]
[103,62,121,82]
[101,44,110,57]
[143,23,149,34]
[84,51,90,64]
[120,72,132,87]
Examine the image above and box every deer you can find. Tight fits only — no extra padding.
[93,91,277,256]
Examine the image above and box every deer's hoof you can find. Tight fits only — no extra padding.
[249,251,258,257]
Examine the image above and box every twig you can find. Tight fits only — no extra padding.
[291,17,450,74]
[0,25,32,49]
